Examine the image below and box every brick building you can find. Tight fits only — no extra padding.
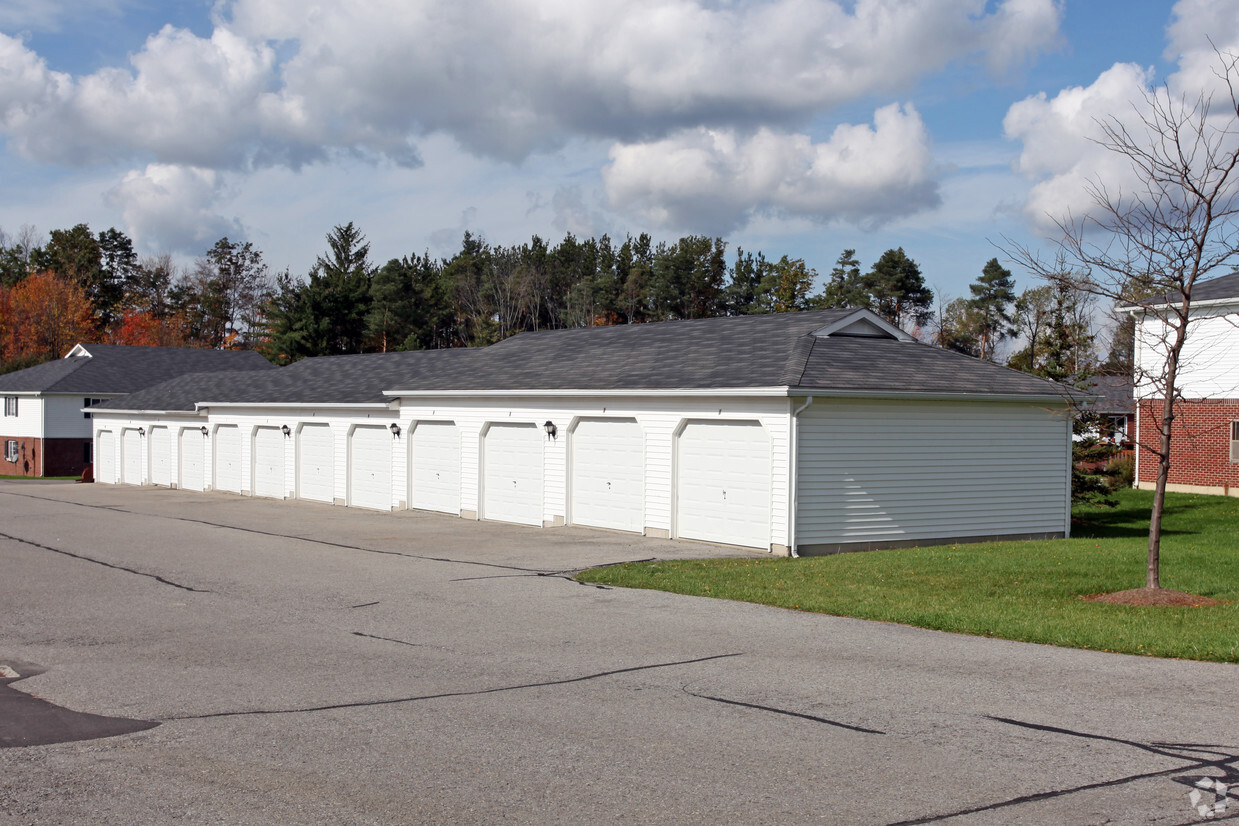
[1131,273,1239,497]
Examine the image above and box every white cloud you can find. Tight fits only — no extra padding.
[0,0,130,32]
[603,103,939,233]
[1003,0,1239,232]
[1,0,1063,170]
[105,163,243,253]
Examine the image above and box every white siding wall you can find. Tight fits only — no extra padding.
[1135,307,1239,399]
[795,399,1071,552]
[89,397,796,551]
[397,396,792,547]
[44,395,113,438]
[1,395,43,438]
[208,408,399,503]
[90,412,206,487]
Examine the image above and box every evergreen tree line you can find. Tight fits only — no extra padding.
[0,220,1119,381]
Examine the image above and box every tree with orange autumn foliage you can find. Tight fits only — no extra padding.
[108,308,191,347]
[4,271,97,362]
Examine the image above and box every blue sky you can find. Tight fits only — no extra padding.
[0,1,1221,314]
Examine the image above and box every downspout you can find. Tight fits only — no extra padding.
[788,396,814,558]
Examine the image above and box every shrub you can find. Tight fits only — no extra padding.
[1106,457,1135,489]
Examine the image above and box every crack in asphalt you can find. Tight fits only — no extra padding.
[0,530,209,593]
[885,716,1239,825]
[350,631,439,649]
[681,686,885,735]
[0,489,564,576]
[166,652,742,720]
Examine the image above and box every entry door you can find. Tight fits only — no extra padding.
[482,423,542,526]
[410,421,460,514]
[149,426,171,486]
[297,424,334,503]
[676,421,771,549]
[349,425,392,511]
[96,431,116,484]
[253,427,285,499]
[570,419,644,533]
[214,425,242,493]
[121,429,142,484]
[179,429,205,491]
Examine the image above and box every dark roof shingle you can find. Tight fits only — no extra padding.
[0,344,273,394]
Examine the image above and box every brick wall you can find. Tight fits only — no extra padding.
[0,436,90,477]
[1136,398,1239,491]
[0,435,41,477]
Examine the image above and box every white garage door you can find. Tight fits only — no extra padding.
[214,425,242,493]
[349,425,392,511]
[297,424,335,503]
[253,426,285,499]
[482,423,542,526]
[121,428,143,484]
[571,418,644,533]
[410,421,460,514]
[96,431,116,484]
[149,426,171,487]
[677,421,771,549]
[179,429,205,491]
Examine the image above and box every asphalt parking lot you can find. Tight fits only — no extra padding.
[2,480,1236,824]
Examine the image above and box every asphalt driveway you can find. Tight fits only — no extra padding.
[1,480,1235,824]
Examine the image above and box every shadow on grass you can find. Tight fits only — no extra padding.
[1071,497,1216,540]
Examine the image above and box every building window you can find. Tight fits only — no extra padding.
[1231,421,1239,464]
[84,441,93,464]
[4,440,17,462]
[83,398,105,419]
[3,397,16,417]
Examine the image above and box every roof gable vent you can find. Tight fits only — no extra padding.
[812,310,913,341]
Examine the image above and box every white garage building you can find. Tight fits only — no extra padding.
[89,309,1074,555]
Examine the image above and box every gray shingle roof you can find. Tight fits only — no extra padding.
[94,309,1074,411]
[1129,271,1239,308]
[1082,375,1134,415]
[0,344,274,394]
[96,348,478,411]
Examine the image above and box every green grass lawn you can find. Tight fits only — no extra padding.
[578,489,1239,662]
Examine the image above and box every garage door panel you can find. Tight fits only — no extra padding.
[149,426,171,487]
[179,429,205,491]
[214,426,242,493]
[253,427,285,499]
[97,431,116,484]
[571,418,644,533]
[121,429,142,485]
[677,421,770,549]
[350,426,392,511]
[411,421,460,514]
[482,423,542,527]
[298,424,334,503]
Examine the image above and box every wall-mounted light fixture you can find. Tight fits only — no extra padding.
[200,426,209,436]
[543,420,557,440]
[137,427,145,437]
[390,422,402,437]
[281,424,291,437]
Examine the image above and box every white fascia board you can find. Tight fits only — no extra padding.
[812,309,914,341]
[382,386,1072,404]
[64,343,92,358]
[193,401,399,411]
[382,387,794,398]
[790,388,1078,404]
[1123,296,1239,314]
[2,390,44,397]
[87,408,199,417]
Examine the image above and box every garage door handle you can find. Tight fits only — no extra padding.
[722,490,726,499]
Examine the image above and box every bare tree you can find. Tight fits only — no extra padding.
[1007,50,1239,591]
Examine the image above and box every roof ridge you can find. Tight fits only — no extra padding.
[780,335,816,387]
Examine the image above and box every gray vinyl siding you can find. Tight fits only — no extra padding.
[795,399,1070,551]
